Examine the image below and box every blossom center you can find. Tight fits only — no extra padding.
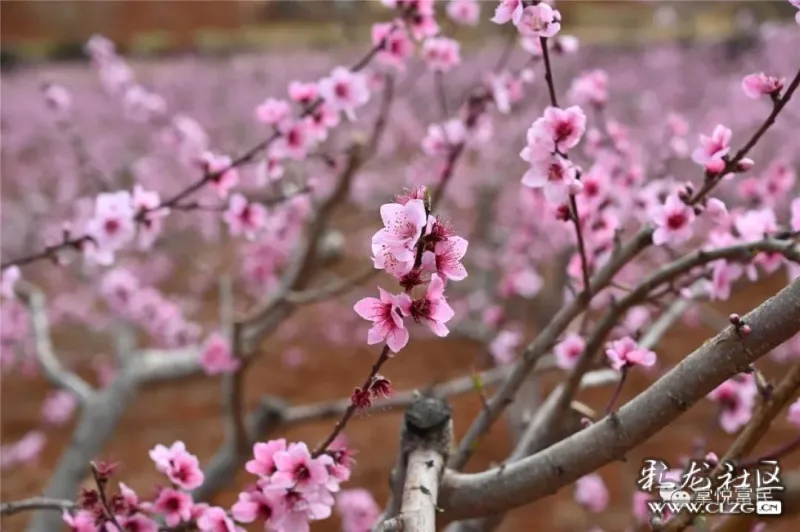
[334,82,350,100]
[104,218,121,235]
[665,212,687,230]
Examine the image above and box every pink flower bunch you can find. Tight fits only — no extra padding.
[238,439,353,531]
[707,374,758,433]
[520,106,587,203]
[355,187,467,353]
[83,185,171,265]
[149,441,205,490]
[61,457,235,531]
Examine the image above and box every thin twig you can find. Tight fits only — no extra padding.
[313,344,393,456]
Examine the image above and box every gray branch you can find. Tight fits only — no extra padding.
[16,282,94,402]
[439,279,800,520]
[28,375,138,531]
[375,397,454,532]
[1,497,75,516]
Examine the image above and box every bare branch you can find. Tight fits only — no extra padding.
[15,282,94,402]
[439,279,800,520]
[0,497,75,516]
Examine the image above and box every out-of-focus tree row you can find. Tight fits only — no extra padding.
[1,0,797,64]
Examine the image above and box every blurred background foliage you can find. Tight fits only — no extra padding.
[1,0,798,66]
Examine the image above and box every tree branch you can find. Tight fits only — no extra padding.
[15,282,94,402]
[375,397,453,532]
[0,497,75,516]
[438,279,800,520]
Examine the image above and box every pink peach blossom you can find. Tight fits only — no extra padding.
[651,194,696,246]
[692,125,732,169]
[1,266,21,299]
[517,3,562,38]
[318,67,370,121]
[153,488,193,527]
[491,0,523,25]
[372,23,414,72]
[525,105,587,155]
[447,0,480,26]
[569,70,609,107]
[271,119,315,161]
[63,510,96,532]
[554,333,586,370]
[231,487,288,526]
[489,330,522,365]
[708,375,758,433]
[575,473,609,512]
[196,506,240,532]
[337,489,380,532]
[149,440,204,490]
[421,236,468,281]
[372,198,427,266]
[223,193,267,239]
[741,72,784,99]
[422,37,461,72]
[521,154,583,203]
[398,274,455,337]
[255,97,291,125]
[41,389,77,426]
[353,288,410,353]
[201,152,240,199]
[199,333,240,375]
[605,336,657,370]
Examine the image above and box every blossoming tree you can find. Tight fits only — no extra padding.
[1,1,800,531]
